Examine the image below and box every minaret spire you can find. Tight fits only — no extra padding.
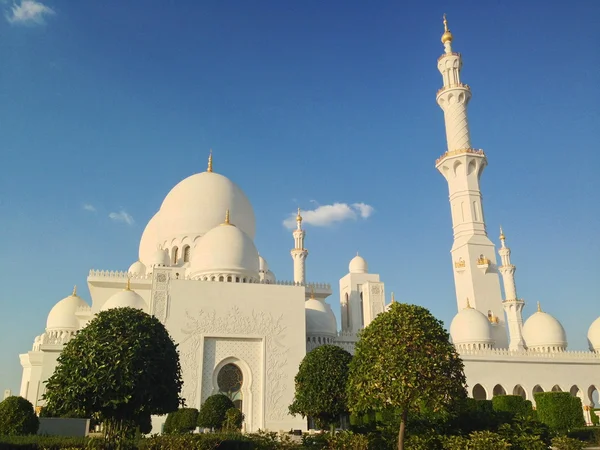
[290,208,308,285]
[498,227,526,351]
[434,16,507,348]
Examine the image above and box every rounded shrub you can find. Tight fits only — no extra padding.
[551,436,585,450]
[534,392,585,433]
[164,408,199,434]
[0,396,39,436]
[197,394,235,430]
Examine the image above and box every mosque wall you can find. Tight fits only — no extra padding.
[462,355,600,408]
[162,279,307,432]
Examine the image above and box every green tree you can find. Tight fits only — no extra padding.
[224,407,244,431]
[346,302,466,450]
[197,394,235,430]
[43,307,183,447]
[0,396,39,436]
[289,344,353,430]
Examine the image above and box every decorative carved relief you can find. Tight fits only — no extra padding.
[151,270,170,324]
[181,306,289,421]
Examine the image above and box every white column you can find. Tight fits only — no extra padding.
[290,209,308,284]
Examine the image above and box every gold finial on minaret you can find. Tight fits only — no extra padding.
[499,226,506,241]
[207,149,213,173]
[465,297,472,309]
[537,301,542,313]
[441,13,453,44]
[125,277,131,291]
[72,285,77,296]
[296,207,302,229]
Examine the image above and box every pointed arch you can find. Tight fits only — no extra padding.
[472,384,487,400]
[493,384,506,397]
[513,385,526,399]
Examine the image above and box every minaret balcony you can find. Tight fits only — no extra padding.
[436,82,470,97]
[435,148,486,166]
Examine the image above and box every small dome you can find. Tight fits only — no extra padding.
[523,307,567,351]
[305,297,337,337]
[349,254,368,274]
[139,212,160,265]
[128,260,146,276]
[259,255,269,273]
[264,270,276,284]
[189,215,259,280]
[46,287,89,331]
[147,247,170,268]
[101,284,146,312]
[158,171,256,244]
[450,306,494,350]
[587,317,600,352]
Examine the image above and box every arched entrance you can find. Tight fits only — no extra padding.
[217,363,244,410]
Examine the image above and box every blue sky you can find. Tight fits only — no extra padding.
[1,0,599,393]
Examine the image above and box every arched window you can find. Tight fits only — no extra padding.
[217,363,243,410]
[493,384,506,396]
[513,385,527,399]
[172,247,179,264]
[219,276,224,282]
[472,384,487,400]
[227,276,232,282]
[183,246,191,263]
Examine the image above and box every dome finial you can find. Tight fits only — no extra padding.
[441,13,453,45]
[207,149,213,173]
[537,301,542,313]
[225,209,230,224]
[391,292,395,303]
[72,285,77,296]
[465,297,472,309]
[310,285,315,299]
[125,277,131,291]
[296,207,302,229]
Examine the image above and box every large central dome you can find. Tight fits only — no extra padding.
[159,171,256,242]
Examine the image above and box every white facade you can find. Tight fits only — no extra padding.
[17,15,600,432]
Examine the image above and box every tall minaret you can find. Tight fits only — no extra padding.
[291,208,308,284]
[434,15,507,347]
[498,227,525,351]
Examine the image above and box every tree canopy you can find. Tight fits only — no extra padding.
[43,307,183,444]
[289,344,353,429]
[346,302,466,450]
[0,396,39,436]
[197,394,235,430]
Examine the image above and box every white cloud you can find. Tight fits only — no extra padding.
[6,0,55,25]
[352,202,374,219]
[109,210,134,226]
[283,202,375,230]
[82,203,96,213]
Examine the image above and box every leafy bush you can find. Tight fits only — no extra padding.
[164,408,199,434]
[551,436,585,450]
[491,395,534,419]
[224,408,244,431]
[441,431,509,449]
[325,431,369,450]
[0,435,103,450]
[197,395,235,430]
[591,409,600,426]
[448,398,510,434]
[534,392,585,433]
[138,432,253,450]
[497,419,551,449]
[405,433,443,449]
[0,396,39,436]
[568,426,600,444]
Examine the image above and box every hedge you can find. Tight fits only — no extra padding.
[491,395,533,419]
[534,392,585,433]
[0,436,98,450]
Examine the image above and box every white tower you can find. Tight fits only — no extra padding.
[498,227,526,351]
[339,254,385,333]
[290,208,308,284]
[434,15,507,347]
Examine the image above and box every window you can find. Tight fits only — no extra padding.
[172,247,179,264]
[217,363,243,410]
[183,246,191,263]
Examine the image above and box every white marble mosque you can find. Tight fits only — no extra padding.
[17,16,600,431]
